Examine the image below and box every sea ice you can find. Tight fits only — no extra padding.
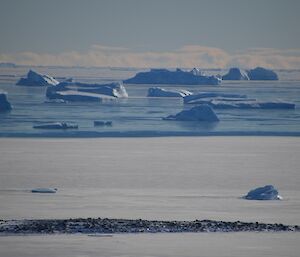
[31,188,57,193]
[247,67,279,80]
[164,104,219,122]
[222,68,250,80]
[147,87,193,97]
[244,185,282,200]
[46,81,128,101]
[0,92,12,111]
[16,70,59,86]
[124,68,221,85]
[33,122,78,129]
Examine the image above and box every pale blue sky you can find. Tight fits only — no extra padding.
[0,0,300,68]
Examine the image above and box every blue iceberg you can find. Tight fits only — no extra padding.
[222,68,249,80]
[247,67,279,80]
[124,68,221,85]
[0,92,12,112]
[16,70,59,87]
[244,185,282,200]
[164,104,219,122]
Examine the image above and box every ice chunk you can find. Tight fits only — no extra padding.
[247,67,279,80]
[147,87,193,97]
[222,68,249,80]
[124,68,221,85]
[31,188,57,193]
[46,81,128,102]
[16,70,59,86]
[244,185,282,200]
[94,121,113,126]
[33,122,78,129]
[0,92,12,112]
[186,99,295,109]
[164,104,219,122]
[184,92,247,104]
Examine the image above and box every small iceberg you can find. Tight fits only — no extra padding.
[16,70,59,87]
[31,188,57,193]
[247,67,279,81]
[222,68,249,80]
[147,87,193,97]
[46,81,128,102]
[94,120,113,126]
[124,68,221,85]
[0,92,12,112]
[33,122,78,129]
[244,185,282,200]
[164,104,219,122]
[184,92,247,104]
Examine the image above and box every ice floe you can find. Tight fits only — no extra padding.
[16,70,59,87]
[46,81,128,102]
[33,122,78,129]
[0,92,12,112]
[164,104,219,122]
[244,185,282,200]
[222,68,250,80]
[147,87,193,97]
[31,188,57,193]
[124,68,221,85]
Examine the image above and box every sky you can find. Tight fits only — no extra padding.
[0,0,300,68]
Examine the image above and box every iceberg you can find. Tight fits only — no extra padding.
[184,92,247,104]
[244,185,282,200]
[31,188,57,193]
[33,122,78,129]
[124,68,221,85]
[0,92,12,112]
[247,67,279,80]
[147,87,193,97]
[16,70,59,86]
[46,81,128,102]
[222,68,249,80]
[94,120,113,126]
[164,104,219,122]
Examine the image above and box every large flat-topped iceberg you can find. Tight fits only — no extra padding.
[46,81,128,102]
[222,68,249,80]
[184,92,247,104]
[147,87,193,97]
[247,67,279,80]
[31,188,57,193]
[124,68,221,85]
[16,70,59,86]
[0,92,12,112]
[33,122,78,129]
[244,185,282,200]
[164,104,219,122]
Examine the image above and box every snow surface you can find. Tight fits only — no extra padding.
[164,104,219,122]
[16,70,59,86]
[147,87,193,97]
[124,68,221,85]
[244,185,282,200]
[222,68,249,80]
[0,92,12,111]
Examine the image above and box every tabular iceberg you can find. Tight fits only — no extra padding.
[147,87,193,97]
[222,68,250,80]
[184,92,247,104]
[33,122,78,129]
[124,68,221,85]
[244,185,282,200]
[164,104,219,122]
[16,70,59,86]
[46,81,128,102]
[247,67,279,80]
[31,188,57,193]
[0,92,12,112]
